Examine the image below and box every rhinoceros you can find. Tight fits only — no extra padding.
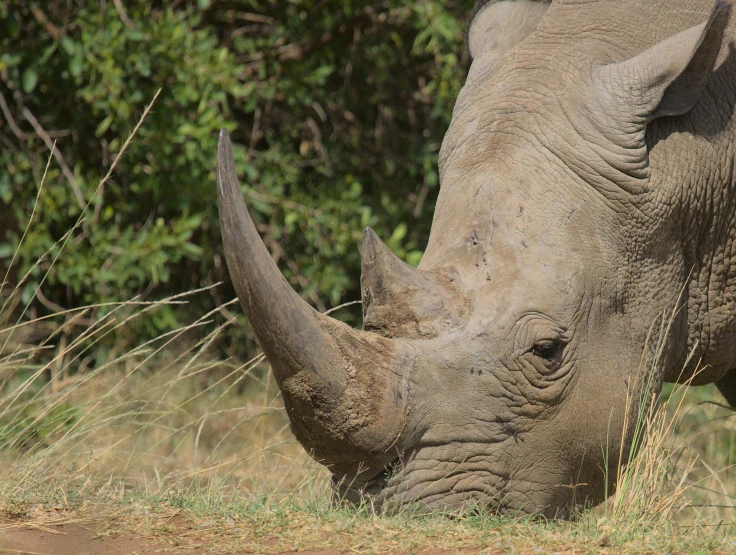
[215,0,736,517]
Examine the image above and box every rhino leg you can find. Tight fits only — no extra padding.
[715,370,736,408]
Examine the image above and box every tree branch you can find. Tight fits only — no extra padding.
[0,89,27,140]
[29,4,62,40]
[20,103,87,211]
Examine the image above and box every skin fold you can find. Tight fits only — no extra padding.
[217,0,736,518]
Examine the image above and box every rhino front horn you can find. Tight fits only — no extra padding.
[216,128,416,470]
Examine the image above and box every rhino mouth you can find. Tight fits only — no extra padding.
[333,441,586,519]
[331,456,402,504]
[332,443,510,514]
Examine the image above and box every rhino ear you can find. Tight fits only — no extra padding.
[597,1,730,125]
[467,0,550,60]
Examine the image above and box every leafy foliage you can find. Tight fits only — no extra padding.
[0,1,469,346]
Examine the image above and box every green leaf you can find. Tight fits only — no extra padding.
[69,50,83,79]
[95,115,114,137]
[59,36,76,56]
[127,30,146,42]
[21,67,38,93]
[39,43,58,64]
[21,283,37,306]
[406,251,424,268]
[389,223,407,244]
[0,243,13,258]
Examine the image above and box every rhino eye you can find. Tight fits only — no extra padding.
[531,339,563,362]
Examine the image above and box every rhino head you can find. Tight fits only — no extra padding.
[217,0,732,517]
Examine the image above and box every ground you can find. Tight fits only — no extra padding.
[0,521,171,555]
[0,500,733,555]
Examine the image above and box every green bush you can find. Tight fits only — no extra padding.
[0,1,468,348]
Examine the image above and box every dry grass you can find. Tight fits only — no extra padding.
[0,99,734,554]
[590,311,733,538]
[0,314,734,553]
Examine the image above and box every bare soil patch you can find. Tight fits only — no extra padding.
[0,519,203,555]
[0,520,483,555]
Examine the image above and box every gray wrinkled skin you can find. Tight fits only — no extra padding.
[218,0,736,519]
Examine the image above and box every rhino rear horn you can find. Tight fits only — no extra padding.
[361,228,423,315]
[361,227,469,339]
[216,129,415,469]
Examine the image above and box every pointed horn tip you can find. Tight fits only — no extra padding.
[362,227,386,264]
[218,129,234,166]
[360,227,414,274]
[362,227,378,243]
[216,127,240,210]
[217,128,232,162]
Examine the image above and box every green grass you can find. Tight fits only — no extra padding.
[0,98,734,554]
